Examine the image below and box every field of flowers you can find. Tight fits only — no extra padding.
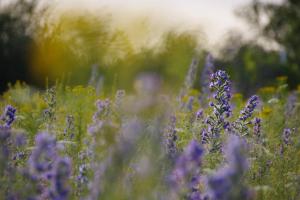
[1,55,300,200]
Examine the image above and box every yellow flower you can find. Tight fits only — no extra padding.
[276,76,288,82]
[261,106,272,117]
[233,93,243,100]
[258,86,276,94]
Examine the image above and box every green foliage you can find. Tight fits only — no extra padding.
[1,73,300,199]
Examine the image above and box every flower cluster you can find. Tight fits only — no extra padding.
[28,132,72,199]
[233,95,260,136]
[1,105,16,128]
[209,70,232,119]
[195,109,203,121]
[169,140,204,199]
[3,60,297,200]
[29,132,57,174]
[207,135,251,200]
[88,99,111,134]
[77,163,89,185]
[282,128,293,145]
[239,95,259,121]
[50,157,72,200]
[253,118,262,142]
[202,70,232,152]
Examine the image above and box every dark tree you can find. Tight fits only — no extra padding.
[0,0,41,93]
[238,0,300,70]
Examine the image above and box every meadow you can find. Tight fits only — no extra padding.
[1,55,300,200]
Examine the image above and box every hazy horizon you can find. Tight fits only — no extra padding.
[52,0,283,50]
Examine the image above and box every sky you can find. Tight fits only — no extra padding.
[1,0,283,48]
[56,0,246,43]
[54,0,283,50]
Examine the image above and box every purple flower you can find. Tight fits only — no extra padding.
[203,70,232,152]
[187,96,195,111]
[164,116,178,160]
[88,99,110,135]
[1,105,16,128]
[232,95,260,136]
[209,70,232,119]
[15,133,27,147]
[207,135,251,200]
[29,132,57,173]
[77,163,89,184]
[94,99,110,120]
[201,129,209,144]
[201,53,215,95]
[0,126,11,141]
[285,92,297,117]
[253,118,262,142]
[188,190,202,200]
[50,157,72,200]
[239,95,259,122]
[196,109,203,120]
[169,140,204,199]
[282,128,292,145]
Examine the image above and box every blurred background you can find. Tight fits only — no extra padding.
[0,0,298,95]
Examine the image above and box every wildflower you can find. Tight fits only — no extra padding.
[201,129,209,145]
[118,118,143,153]
[13,151,26,160]
[209,70,232,121]
[15,133,27,147]
[285,92,297,117]
[207,135,251,200]
[195,109,203,120]
[239,95,259,122]
[253,118,262,142]
[233,95,260,136]
[282,128,292,145]
[114,90,126,110]
[280,128,295,155]
[169,140,204,199]
[64,115,75,139]
[94,99,110,120]
[203,70,232,152]
[77,163,89,184]
[29,132,57,174]
[164,115,178,160]
[0,126,11,141]
[88,119,142,200]
[50,157,72,200]
[88,99,110,135]
[1,105,16,128]
[201,53,215,96]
